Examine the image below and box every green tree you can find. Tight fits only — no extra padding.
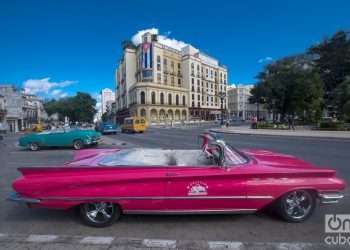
[44,92,97,123]
[251,55,324,122]
[333,77,350,121]
[249,81,267,120]
[308,30,350,114]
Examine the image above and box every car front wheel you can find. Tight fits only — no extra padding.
[73,140,83,150]
[80,202,120,227]
[29,142,39,151]
[277,190,315,222]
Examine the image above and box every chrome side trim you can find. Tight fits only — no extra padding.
[7,192,41,204]
[123,208,257,215]
[246,196,274,199]
[319,193,344,204]
[40,195,274,201]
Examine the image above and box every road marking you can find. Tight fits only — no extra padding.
[0,233,335,249]
[277,243,313,250]
[80,236,114,245]
[26,234,58,242]
[208,241,243,249]
[143,239,177,248]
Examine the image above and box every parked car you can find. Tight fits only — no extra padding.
[18,128,102,151]
[9,133,345,227]
[96,122,118,134]
[121,117,147,133]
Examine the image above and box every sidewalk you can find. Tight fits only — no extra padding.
[211,126,350,139]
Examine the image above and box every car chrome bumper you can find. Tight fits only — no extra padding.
[86,137,101,145]
[7,192,41,204]
[319,193,344,204]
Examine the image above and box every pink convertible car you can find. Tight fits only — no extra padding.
[8,133,345,227]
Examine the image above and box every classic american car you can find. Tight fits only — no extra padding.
[96,121,118,135]
[18,127,102,151]
[9,133,345,227]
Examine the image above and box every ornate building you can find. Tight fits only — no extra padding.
[115,32,228,123]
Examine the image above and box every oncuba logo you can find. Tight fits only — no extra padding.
[324,214,350,246]
[325,214,350,233]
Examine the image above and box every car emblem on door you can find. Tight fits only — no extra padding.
[187,181,208,196]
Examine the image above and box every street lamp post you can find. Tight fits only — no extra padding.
[218,91,226,126]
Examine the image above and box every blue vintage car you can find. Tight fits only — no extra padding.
[96,122,118,134]
[19,128,102,151]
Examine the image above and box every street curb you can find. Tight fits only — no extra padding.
[210,129,350,140]
[0,233,344,249]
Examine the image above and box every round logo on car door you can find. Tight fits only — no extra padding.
[187,181,208,196]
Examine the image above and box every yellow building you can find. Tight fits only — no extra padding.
[115,32,228,124]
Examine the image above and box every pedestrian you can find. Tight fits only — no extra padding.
[288,116,295,130]
[251,116,258,129]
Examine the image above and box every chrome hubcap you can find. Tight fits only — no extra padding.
[284,190,312,219]
[74,141,81,149]
[85,202,114,223]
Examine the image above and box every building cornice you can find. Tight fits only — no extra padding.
[130,82,190,93]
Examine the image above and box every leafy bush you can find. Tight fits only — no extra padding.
[318,121,349,131]
[257,122,289,129]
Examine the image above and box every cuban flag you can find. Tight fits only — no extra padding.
[141,42,153,69]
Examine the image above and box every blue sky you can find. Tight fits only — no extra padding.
[0,0,349,100]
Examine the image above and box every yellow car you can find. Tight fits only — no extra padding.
[121,117,147,133]
[31,124,43,132]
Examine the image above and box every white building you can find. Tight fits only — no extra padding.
[0,94,6,131]
[100,88,115,114]
[228,84,263,120]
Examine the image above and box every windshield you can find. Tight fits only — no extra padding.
[224,143,249,166]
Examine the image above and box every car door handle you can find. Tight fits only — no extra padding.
[166,172,178,177]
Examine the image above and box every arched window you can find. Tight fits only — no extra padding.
[140,91,145,104]
[182,95,186,106]
[160,93,164,105]
[168,93,172,105]
[151,91,156,104]
[176,95,179,105]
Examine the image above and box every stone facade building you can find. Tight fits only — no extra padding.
[115,32,228,123]
[0,85,47,133]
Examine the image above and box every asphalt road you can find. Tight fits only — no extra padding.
[1,127,349,245]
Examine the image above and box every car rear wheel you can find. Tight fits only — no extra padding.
[73,140,83,150]
[80,202,120,227]
[29,142,39,151]
[277,190,315,222]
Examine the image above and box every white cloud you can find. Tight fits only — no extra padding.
[131,28,159,45]
[23,77,75,95]
[258,56,273,64]
[92,92,102,112]
[50,89,68,99]
[131,28,188,51]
